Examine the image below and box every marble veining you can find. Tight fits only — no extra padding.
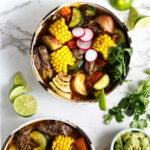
[0,0,150,150]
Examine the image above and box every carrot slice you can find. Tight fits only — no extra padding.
[75,137,87,150]
[96,57,107,66]
[68,40,77,49]
[60,6,72,16]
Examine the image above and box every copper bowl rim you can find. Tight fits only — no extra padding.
[2,117,95,150]
[30,1,132,104]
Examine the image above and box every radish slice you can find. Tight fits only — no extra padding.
[85,49,98,62]
[77,39,92,50]
[72,27,85,38]
[80,28,94,42]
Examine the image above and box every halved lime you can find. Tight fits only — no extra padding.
[127,7,140,30]
[99,89,106,111]
[14,72,32,92]
[9,86,24,103]
[13,95,38,117]
[135,16,150,28]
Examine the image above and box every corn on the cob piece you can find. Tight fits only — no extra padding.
[50,45,76,73]
[52,135,74,150]
[49,18,72,44]
[92,34,116,60]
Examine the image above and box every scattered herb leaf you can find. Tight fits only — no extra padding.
[147,114,150,121]
[104,114,114,125]
[145,69,150,75]
[130,119,148,129]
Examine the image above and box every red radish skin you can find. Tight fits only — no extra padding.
[85,49,98,62]
[72,27,85,38]
[76,39,92,50]
[80,28,94,42]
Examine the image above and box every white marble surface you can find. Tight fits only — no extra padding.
[0,0,150,149]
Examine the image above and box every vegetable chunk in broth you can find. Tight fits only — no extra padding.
[6,120,92,150]
[33,3,132,101]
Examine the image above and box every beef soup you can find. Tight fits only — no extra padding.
[30,2,131,102]
[3,119,94,150]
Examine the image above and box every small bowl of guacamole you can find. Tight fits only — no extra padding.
[111,128,150,150]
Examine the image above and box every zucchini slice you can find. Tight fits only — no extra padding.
[29,131,47,149]
[69,7,84,28]
[68,59,84,72]
[86,5,96,16]
[93,74,110,90]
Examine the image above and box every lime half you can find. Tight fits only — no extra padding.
[135,16,150,28]
[99,89,106,111]
[14,72,32,92]
[9,86,24,103]
[13,95,38,117]
[127,7,140,30]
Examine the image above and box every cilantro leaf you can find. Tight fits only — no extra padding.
[130,119,148,129]
[145,69,150,75]
[104,114,114,125]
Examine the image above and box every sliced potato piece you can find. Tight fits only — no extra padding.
[71,74,87,96]
[49,82,71,99]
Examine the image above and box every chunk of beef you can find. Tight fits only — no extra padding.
[37,45,50,68]
[72,49,86,59]
[37,121,73,136]
[42,65,53,80]
[33,50,41,71]
[112,33,122,44]
[84,61,101,75]
[14,126,34,150]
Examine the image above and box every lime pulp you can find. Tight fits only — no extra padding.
[135,16,150,28]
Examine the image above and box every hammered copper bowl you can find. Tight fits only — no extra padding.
[2,118,95,150]
[30,2,132,103]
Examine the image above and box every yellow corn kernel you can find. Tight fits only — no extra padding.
[50,45,76,73]
[52,135,74,150]
[92,34,116,60]
[49,18,72,44]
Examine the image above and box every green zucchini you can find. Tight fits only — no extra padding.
[115,28,126,43]
[29,131,47,149]
[93,74,110,90]
[68,59,84,72]
[69,7,84,28]
[86,5,96,16]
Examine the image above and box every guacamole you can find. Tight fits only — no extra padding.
[114,131,150,150]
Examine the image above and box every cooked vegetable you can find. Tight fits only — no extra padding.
[95,15,114,33]
[75,137,87,150]
[50,45,76,73]
[60,6,72,16]
[104,77,150,129]
[92,34,116,60]
[96,57,107,67]
[68,59,84,72]
[77,39,92,50]
[49,18,72,44]
[58,72,72,82]
[68,40,77,49]
[49,82,71,99]
[99,89,106,111]
[52,135,74,150]
[9,144,18,150]
[115,29,126,43]
[93,74,109,90]
[69,7,84,28]
[71,74,88,96]
[72,27,85,38]
[42,35,62,50]
[85,5,96,16]
[29,131,47,149]
[80,28,94,42]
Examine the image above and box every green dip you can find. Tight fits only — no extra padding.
[114,131,150,150]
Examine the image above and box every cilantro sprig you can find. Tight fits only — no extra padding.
[104,77,150,129]
[108,44,133,82]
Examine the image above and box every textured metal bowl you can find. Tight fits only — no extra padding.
[30,2,132,104]
[2,117,95,150]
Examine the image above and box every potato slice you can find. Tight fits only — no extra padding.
[71,74,87,96]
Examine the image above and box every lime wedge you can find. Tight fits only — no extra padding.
[13,95,38,117]
[127,7,140,30]
[14,72,32,92]
[9,86,24,103]
[99,89,106,111]
[135,16,150,28]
